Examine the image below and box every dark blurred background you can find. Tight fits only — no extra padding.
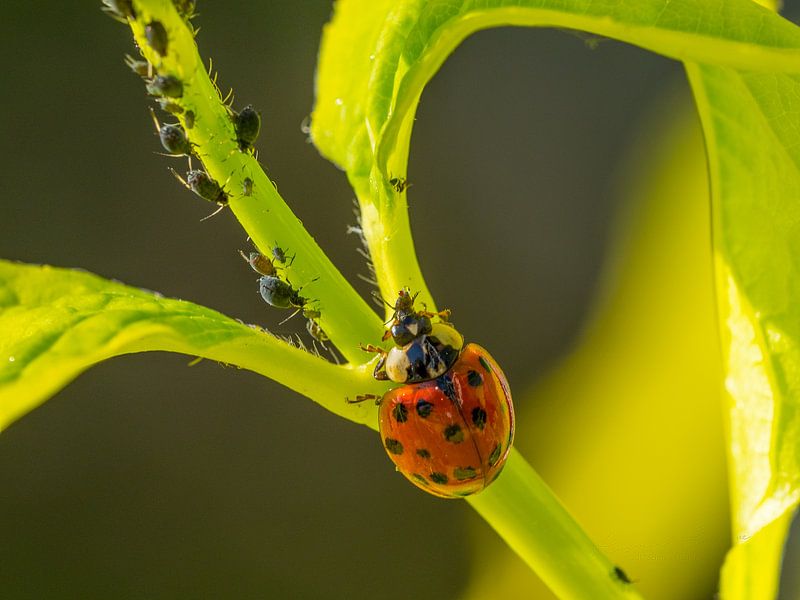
[1,2,797,599]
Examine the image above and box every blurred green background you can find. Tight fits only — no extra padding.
[2,2,798,598]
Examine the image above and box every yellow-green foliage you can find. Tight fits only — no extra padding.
[2,0,800,597]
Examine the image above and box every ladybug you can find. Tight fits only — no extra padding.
[355,289,514,498]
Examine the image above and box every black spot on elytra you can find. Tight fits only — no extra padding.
[472,407,487,430]
[384,438,404,455]
[430,472,448,484]
[613,566,632,584]
[454,466,477,480]
[437,374,458,404]
[467,370,483,387]
[443,424,464,443]
[478,356,492,372]
[416,448,431,459]
[488,442,502,466]
[392,403,408,423]
[412,473,429,485]
[416,399,433,418]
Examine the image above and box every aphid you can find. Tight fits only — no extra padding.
[234,105,261,150]
[150,110,192,156]
[258,276,305,310]
[271,244,295,266]
[242,177,254,196]
[124,55,150,78]
[183,110,195,129]
[389,175,410,193]
[159,124,192,156]
[146,75,183,98]
[306,319,329,343]
[145,21,169,56]
[239,250,277,277]
[613,566,633,585]
[102,0,136,22]
[171,169,228,207]
[157,98,184,115]
[352,290,514,498]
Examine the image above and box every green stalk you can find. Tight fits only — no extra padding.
[468,450,644,600]
[349,170,437,313]
[127,0,384,362]
[123,323,390,428]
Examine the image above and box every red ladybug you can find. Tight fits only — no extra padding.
[357,290,514,498]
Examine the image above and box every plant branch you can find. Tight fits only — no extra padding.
[468,450,644,599]
[126,0,385,362]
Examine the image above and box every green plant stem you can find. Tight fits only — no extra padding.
[0,260,392,430]
[124,328,389,428]
[365,3,800,316]
[468,449,644,600]
[350,172,437,313]
[128,0,384,362]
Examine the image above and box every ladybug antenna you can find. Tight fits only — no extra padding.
[371,290,395,310]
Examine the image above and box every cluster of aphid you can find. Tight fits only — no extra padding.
[239,249,328,345]
[105,0,326,345]
[106,0,261,220]
[105,0,515,499]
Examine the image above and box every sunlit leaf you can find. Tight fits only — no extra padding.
[312,0,800,177]
[312,0,800,594]
[687,63,800,595]
[0,260,381,432]
[312,0,800,309]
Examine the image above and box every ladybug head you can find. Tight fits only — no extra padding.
[393,288,418,317]
[385,288,428,347]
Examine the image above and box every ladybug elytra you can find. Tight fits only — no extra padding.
[357,289,514,498]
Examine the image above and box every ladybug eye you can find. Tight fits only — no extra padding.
[391,324,414,346]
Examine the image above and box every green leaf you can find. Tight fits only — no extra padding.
[311,0,800,312]
[719,508,796,600]
[0,260,385,432]
[312,0,800,595]
[687,63,800,596]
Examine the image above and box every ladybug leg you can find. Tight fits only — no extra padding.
[372,354,389,381]
[359,343,386,355]
[418,307,451,322]
[346,393,382,405]
[373,353,389,381]
[358,343,390,380]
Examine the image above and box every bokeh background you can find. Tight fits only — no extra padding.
[2,1,799,598]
